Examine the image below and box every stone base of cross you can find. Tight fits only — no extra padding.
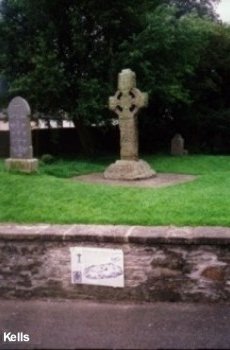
[5,158,38,173]
[104,68,156,180]
[104,159,156,180]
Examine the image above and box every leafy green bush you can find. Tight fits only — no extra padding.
[40,154,55,164]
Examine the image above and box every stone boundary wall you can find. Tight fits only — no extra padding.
[0,127,118,157]
[0,224,230,302]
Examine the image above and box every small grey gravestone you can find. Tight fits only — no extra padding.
[171,133,187,156]
[5,96,38,172]
[104,69,156,180]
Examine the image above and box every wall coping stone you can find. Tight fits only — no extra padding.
[0,224,230,245]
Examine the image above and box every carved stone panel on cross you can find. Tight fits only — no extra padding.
[109,88,148,117]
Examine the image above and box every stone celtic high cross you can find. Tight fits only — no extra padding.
[109,68,148,161]
[104,69,156,180]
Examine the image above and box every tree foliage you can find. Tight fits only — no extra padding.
[116,5,229,152]
[165,0,220,19]
[182,22,230,152]
[0,0,229,153]
[121,6,214,103]
[0,0,144,122]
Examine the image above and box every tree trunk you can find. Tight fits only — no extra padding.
[73,118,95,156]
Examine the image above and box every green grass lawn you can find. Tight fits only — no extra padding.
[0,155,229,226]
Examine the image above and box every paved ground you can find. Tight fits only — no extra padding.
[0,300,230,349]
[72,172,197,188]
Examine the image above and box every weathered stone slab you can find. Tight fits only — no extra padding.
[5,96,38,172]
[8,96,32,158]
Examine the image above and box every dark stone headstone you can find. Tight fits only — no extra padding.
[5,96,38,172]
[8,96,33,159]
[171,134,187,156]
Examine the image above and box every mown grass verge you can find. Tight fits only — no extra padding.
[0,155,229,226]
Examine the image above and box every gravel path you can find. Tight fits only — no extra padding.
[72,172,197,188]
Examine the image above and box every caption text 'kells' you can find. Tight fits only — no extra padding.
[2,332,30,342]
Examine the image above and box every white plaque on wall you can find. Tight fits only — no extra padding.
[70,247,124,288]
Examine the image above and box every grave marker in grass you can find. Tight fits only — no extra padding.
[5,96,38,173]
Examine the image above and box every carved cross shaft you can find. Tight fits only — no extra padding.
[109,69,148,161]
